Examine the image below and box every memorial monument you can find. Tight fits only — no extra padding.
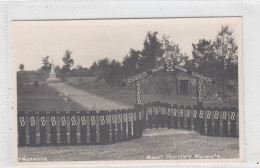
[47,60,61,83]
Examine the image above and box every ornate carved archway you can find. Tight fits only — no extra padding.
[121,56,215,107]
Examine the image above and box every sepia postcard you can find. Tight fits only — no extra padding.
[12,17,244,166]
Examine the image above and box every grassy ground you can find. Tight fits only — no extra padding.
[18,130,239,161]
[18,83,86,111]
[68,82,238,108]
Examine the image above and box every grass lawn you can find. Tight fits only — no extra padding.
[18,84,86,111]
[18,130,239,161]
[68,82,238,108]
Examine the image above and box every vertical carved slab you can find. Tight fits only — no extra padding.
[50,111,57,145]
[111,110,116,143]
[70,111,77,145]
[143,103,148,129]
[166,103,172,129]
[39,111,47,146]
[184,105,187,130]
[213,107,220,137]
[173,105,178,129]
[153,102,160,129]
[147,103,153,129]
[221,107,228,137]
[137,106,143,137]
[193,106,199,132]
[60,111,67,145]
[122,109,127,141]
[127,109,133,140]
[29,111,36,146]
[99,110,108,144]
[86,111,91,144]
[179,105,184,129]
[170,105,175,128]
[160,103,167,128]
[133,109,138,138]
[206,107,213,136]
[18,111,26,147]
[90,111,96,145]
[230,107,238,137]
[116,110,122,142]
[198,107,205,135]
[80,111,87,144]
[107,111,112,143]
[96,111,100,143]
[186,105,192,130]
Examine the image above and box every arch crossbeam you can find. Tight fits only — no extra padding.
[122,65,165,86]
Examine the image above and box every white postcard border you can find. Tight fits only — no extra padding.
[1,1,259,167]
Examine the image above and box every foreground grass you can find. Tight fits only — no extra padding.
[18,130,239,161]
[18,84,86,111]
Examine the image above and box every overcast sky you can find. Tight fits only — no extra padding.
[12,17,242,71]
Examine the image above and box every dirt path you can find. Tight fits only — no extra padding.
[48,82,129,110]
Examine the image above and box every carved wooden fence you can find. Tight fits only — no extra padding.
[18,108,143,147]
[18,102,238,147]
[143,101,239,137]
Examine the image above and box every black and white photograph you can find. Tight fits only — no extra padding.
[13,17,243,164]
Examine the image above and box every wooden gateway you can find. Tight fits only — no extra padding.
[121,57,215,107]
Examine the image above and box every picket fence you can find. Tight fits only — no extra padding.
[18,102,238,147]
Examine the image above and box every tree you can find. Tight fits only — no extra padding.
[214,25,238,100]
[95,58,110,82]
[139,31,163,72]
[121,32,185,96]
[19,64,24,71]
[122,49,141,78]
[107,59,122,84]
[41,56,52,80]
[71,65,90,77]
[192,25,238,101]
[192,39,216,76]
[62,50,74,81]
[41,56,51,71]
[89,61,98,76]
[86,31,185,96]
[54,65,62,77]
[121,32,164,78]
[89,58,122,84]
[161,35,183,61]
